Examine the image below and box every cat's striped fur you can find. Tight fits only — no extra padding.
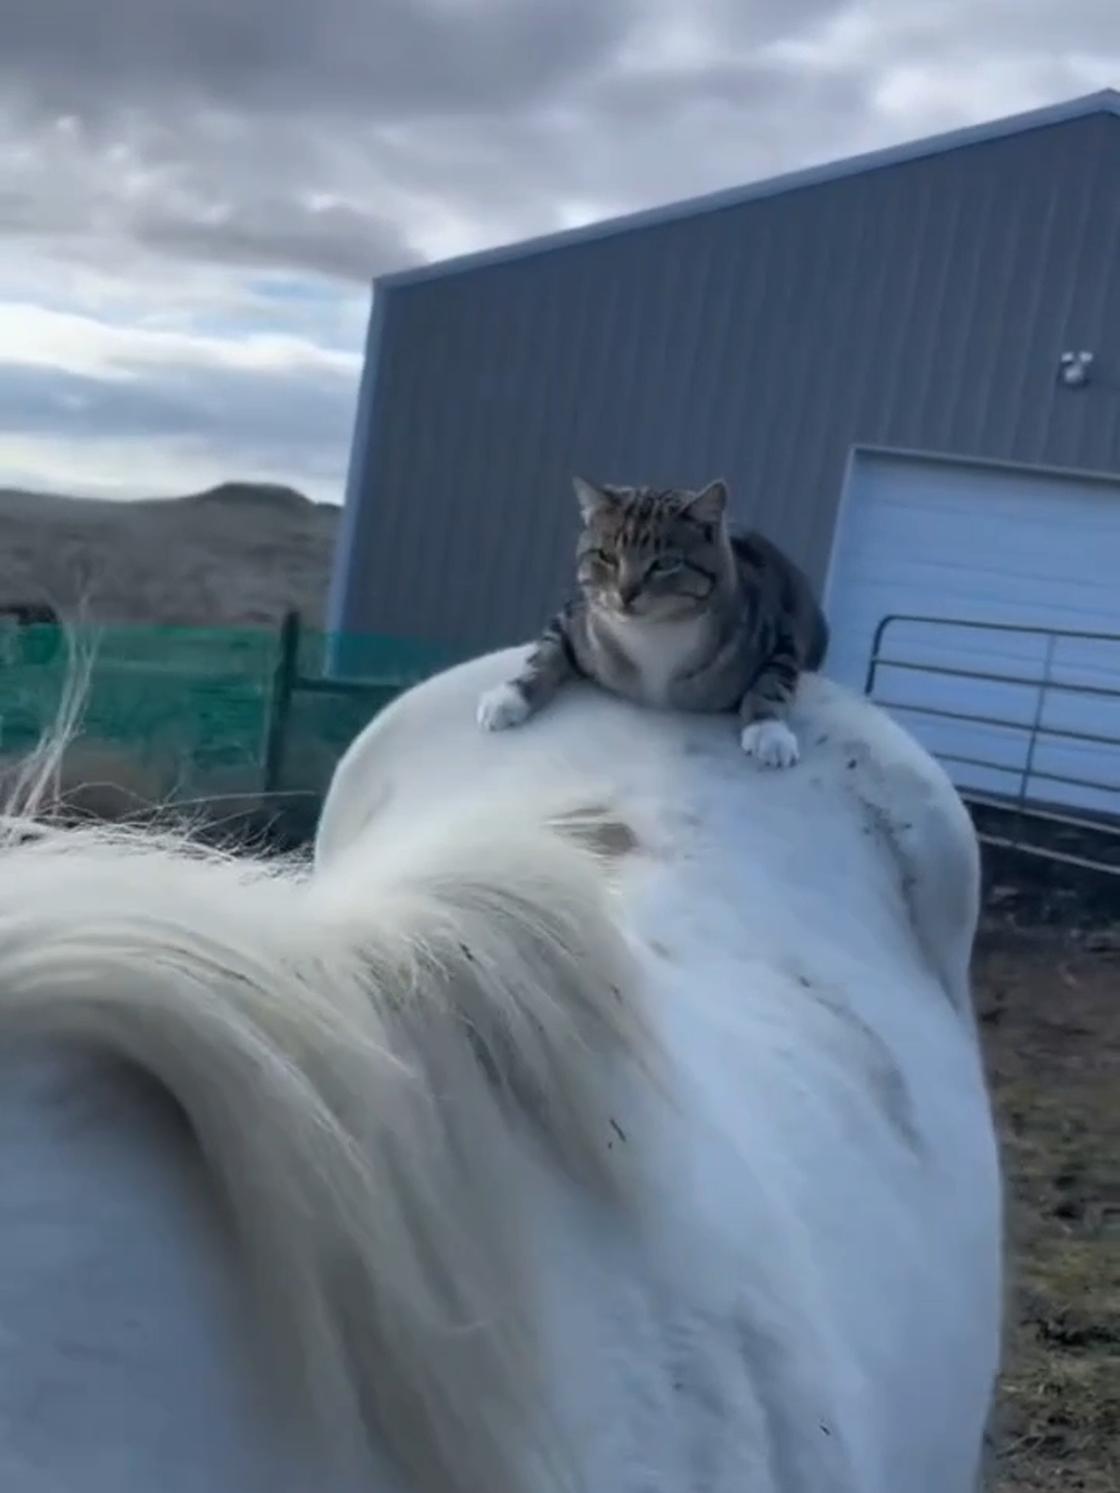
[477,477,829,768]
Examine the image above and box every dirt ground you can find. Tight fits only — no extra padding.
[975,885,1119,1491]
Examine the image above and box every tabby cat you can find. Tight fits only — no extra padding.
[476,476,829,768]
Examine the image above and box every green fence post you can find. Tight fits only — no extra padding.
[261,610,300,796]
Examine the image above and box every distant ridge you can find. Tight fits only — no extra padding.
[0,482,339,627]
[185,481,315,513]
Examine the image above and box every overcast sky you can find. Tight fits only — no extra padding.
[0,0,1116,504]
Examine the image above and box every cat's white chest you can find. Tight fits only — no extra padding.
[608,614,711,706]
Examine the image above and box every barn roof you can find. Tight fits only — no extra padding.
[379,89,1120,290]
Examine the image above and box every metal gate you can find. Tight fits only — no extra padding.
[865,615,1120,875]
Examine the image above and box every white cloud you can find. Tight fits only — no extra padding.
[0,302,361,382]
[0,299,362,504]
[0,431,341,505]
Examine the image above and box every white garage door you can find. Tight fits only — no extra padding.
[823,452,1120,819]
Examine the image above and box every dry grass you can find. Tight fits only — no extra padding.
[977,914,1120,1492]
[0,740,290,850]
[0,482,337,626]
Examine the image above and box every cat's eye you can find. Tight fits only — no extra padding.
[648,557,682,577]
[593,550,618,569]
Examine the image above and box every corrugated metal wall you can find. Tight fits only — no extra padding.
[334,112,1120,656]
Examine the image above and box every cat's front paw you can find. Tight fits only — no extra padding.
[477,682,531,732]
[740,719,799,769]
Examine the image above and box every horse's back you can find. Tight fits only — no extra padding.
[0,649,999,1493]
[318,652,1002,1493]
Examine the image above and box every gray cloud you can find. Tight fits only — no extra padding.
[133,194,413,283]
[0,348,359,503]
[0,104,418,283]
[4,0,1112,295]
[0,360,355,450]
[2,0,642,118]
[1,0,1115,502]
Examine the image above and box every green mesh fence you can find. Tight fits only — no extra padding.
[0,617,461,840]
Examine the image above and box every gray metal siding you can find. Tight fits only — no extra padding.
[335,112,1120,655]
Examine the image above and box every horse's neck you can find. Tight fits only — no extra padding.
[0,1045,385,1493]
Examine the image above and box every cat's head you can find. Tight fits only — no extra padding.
[573,477,731,620]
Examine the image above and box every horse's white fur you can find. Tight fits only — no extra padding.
[322,650,1003,1491]
[0,648,1002,1493]
[0,776,647,1493]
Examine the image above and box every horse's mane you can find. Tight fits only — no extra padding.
[0,660,651,1493]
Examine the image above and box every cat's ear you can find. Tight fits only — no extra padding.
[573,476,615,521]
[684,479,728,527]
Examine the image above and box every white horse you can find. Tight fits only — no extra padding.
[0,648,1002,1493]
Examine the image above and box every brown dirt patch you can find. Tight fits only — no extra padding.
[977,914,1120,1492]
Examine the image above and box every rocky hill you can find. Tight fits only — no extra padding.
[0,482,339,627]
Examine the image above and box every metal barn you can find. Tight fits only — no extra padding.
[329,91,1120,831]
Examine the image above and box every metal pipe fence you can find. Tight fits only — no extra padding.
[865,614,1120,875]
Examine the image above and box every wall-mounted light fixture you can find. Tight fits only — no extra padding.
[1058,350,1094,387]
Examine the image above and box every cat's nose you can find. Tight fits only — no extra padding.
[618,580,641,607]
